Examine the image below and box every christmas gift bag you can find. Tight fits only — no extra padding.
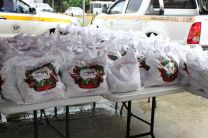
[107,50,142,93]
[14,55,66,104]
[143,51,179,87]
[62,54,108,97]
[168,43,191,85]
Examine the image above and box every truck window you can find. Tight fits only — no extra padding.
[153,0,196,9]
[1,0,16,12]
[198,0,208,14]
[0,0,30,13]
[109,0,125,14]
[17,0,30,13]
[94,3,101,8]
[146,0,162,15]
[125,0,143,13]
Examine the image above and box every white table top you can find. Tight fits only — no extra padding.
[0,85,185,115]
[105,85,185,102]
[0,96,102,115]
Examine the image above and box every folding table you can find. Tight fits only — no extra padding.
[106,85,185,138]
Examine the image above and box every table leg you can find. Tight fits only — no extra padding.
[54,107,58,118]
[66,106,70,138]
[120,102,127,116]
[148,98,150,103]
[93,102,96,112]
[33,110,38,138]
[150,97,156,138]
[115,102,118,113]
[126,101,132,138]
[0,114,2,123]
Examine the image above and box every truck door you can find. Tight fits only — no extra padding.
[0,0,39,37]
[107,0,126,30]
[119,0,143,31]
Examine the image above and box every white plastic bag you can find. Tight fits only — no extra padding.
[107,50,142,93]
[1,57,23,104]
[14,55,66,104]
[143,51,179,87]
[62,54,108,97]
[186,49,208,98]
[169,44,191,85]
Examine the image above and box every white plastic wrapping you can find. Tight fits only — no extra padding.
[14,55,66,104]
[107,50,142,93]
[2,25,208,101]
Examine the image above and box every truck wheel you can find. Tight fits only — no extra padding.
[49,28,56,34]
[146,33,157,37]
[49,28,69,35]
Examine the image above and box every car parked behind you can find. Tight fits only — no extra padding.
[0,0,80,37]
[65,7,86,16]
[35,3,53,12]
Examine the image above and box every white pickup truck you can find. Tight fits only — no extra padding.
[93,0,208,47]
[0,0,79,37]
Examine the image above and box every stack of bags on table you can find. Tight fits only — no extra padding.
[0,25,207,105]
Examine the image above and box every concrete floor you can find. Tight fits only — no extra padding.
[0,92,208,138]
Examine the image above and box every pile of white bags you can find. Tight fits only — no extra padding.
[1,25,208,104]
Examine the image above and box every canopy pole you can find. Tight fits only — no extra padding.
[83,0,85,26]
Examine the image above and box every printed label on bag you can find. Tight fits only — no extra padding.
[158,56,178,82]
[137,56,150,71]
[24,63,58,92]
[70,65,104,89]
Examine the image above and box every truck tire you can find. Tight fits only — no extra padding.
[146,32,157,37]
[49,28,56,34]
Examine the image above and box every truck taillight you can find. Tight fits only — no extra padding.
[187,22,201,44]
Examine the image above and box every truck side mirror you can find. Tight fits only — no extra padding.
[159,9,164,15]
[29,7,36,14]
